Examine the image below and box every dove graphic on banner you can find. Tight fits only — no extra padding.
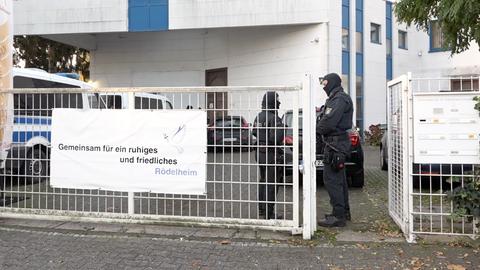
[163,124,187,154]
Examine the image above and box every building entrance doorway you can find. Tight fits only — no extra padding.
[206,68,228,125]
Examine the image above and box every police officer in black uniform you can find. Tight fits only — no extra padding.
[317,73,353,227]
[252,91,285,219]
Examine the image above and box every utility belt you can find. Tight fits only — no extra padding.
[322,135,348,172]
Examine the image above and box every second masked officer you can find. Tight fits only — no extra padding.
[317,73,353,227]
[252,91,286,219]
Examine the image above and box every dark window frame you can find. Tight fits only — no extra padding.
[398,30,408,50]
[370,23,381,44]
[429,20,448,52]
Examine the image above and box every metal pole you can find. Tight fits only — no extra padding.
[349,0,357,125]
[405,72,416,243]
[127,92,135,215]
[292,87,300,233]
[309,76,317,234]
[302,74,316,239]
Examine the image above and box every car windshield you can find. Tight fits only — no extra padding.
[284,112,303,129]
[215,118,242,127]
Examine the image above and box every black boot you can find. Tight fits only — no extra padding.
[325,211,351,221]
[345,211,351,221]
[318,215,346,227]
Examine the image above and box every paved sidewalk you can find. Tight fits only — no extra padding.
[0,225,478,270]
[0,146,478,269]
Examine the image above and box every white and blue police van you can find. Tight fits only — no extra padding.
[1,68,93,180]
[1,68,173,180]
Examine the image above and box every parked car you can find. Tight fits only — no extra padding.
[379,129,472,189]
[282,109,365,188]
[380,128,388,171]
[207,116,255,151]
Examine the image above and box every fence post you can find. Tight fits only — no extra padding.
[404,72,415,243]
[292,86,300,232]
[302,74,316,239]
[127,92,135,215]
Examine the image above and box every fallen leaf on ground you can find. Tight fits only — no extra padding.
[356,243,369,250]
[410,257,424,270]
[434,251,446,259]
[447,264,466,270]
[218,240,231,245]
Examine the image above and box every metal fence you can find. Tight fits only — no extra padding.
[0,86,304,233]
[387,75,410,239]
[388,74,480,241]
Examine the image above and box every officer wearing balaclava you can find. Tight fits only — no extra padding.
[317,73,353,227]
[252,91,285,219]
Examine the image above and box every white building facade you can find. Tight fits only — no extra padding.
[13,0,480,130]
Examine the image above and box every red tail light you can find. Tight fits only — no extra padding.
[283,135,294,145]
[242,121,249,128]
[349,132,359,146]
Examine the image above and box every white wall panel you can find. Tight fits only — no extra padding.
[14,0,128,35]
[363,0,387,127]
[169,0,329,29]
[90,25,328,115]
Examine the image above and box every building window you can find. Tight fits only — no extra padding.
[430,21,446,51]
[398,30,408,49]
[450,78,479,92]
[386,40,392,57]
[356,32,363,53]
[370,23,381,44]
[355,77,363,124]
[356,76,363,97]
[342,29,349,51]
[356,97,362,120]
[341,74,349,94]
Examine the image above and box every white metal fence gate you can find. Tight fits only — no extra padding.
[0,84,314,236]
[388,74,480,241]
[387,75,412,240]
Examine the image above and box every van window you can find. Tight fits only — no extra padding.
[13,76,35,88]
[34,78,81,88]
[88,94,100,109]
[14,93,83,116]
[99,95,122,109]
[135,96,163,109]
[13,76,81,89]
[150,98,163,109]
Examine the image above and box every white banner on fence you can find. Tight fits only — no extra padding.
[51,109,207,194]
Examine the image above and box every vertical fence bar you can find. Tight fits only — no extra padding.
[292,86,300,232]
[405,72,415,243]
[302,74,315,239]
[127,92,135,215]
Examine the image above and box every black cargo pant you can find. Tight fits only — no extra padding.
[323,137,350,219]
[256,148,283,217]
